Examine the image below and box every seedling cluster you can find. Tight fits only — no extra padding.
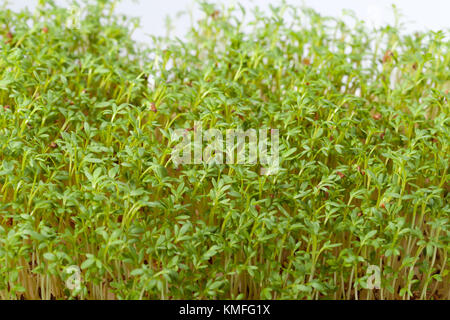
[0,1,448,300]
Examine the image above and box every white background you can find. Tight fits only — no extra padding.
[6,0,450,42]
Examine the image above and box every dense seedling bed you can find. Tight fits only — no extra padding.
[0,1,448,300]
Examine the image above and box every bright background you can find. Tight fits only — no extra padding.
[6,0,450,42]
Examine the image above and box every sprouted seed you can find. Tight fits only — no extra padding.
[0,0,448,300]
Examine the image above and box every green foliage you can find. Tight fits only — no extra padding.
[0,0,448,300]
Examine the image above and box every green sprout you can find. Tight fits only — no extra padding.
[0,0,448,300]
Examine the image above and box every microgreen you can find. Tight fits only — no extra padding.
[0,0,448,300]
